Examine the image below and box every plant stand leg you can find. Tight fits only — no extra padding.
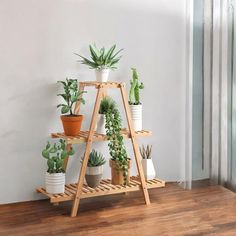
[71,87,104,217]
[119,84,150,205]
[74,83,85,115]
[63,143,72,171]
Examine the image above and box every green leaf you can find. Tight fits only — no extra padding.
[105,45,116,62]
[89,45,99,61]
[57,94,68,101]
[46,142,50,150]
[71,94,78,103]
[57,80,66,86]
[61,105,70,114]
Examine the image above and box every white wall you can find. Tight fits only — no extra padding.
[0,0,188,204]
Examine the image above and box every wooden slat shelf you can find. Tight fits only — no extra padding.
[79,81,123,88]
[51,129,152,144]
[36,176,165,203]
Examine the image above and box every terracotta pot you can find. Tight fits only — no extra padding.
[109,159,131,185]
[61,115,83,136]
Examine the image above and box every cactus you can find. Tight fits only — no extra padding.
[129,68,144,105]
[42,139,75,173]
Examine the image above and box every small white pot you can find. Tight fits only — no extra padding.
[96,114,106,134]
[129,104,142,131]
[45,172,65,194]
[141,159,156,180]
[85,166,103,188]
[95,68,110,82]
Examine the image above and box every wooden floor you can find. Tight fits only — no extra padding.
[1,183,236,236]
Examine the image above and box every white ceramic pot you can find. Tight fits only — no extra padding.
[95,69,110,82]
[141,159,156,180]
[45,172,65,194]
[129,104,142,131]
[85,166,103,188]
[96,114,106,134]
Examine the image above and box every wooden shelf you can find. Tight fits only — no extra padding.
[36,176,165,203]
[79,81,123,88]
[51,129,152,144]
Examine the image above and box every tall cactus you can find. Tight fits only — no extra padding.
[129,68,144,105]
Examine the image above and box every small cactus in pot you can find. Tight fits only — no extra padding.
[42,139,75,194]
[128,68,144,131]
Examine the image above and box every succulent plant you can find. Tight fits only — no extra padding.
[82,149,106,167]
[75,44,123,70]
[99,96,117,114]
[129,68,144,105]
[42,139,75,173]
[103,97,129,185]
[57,78,86,115]
[139,144,152,159]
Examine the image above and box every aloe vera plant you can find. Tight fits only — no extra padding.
[82,150,106,167]
[75,44,123,70]
[42,139,75,173]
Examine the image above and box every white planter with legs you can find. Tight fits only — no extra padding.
[95,69,110,82]
[141,159,156,180]
[96,114,106,134]
[129,104,142,131]
[45,172,65,194]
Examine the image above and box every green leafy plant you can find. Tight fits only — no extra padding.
[42,139,75,173]
[99,96,116,114]
[75,44,123,70]
[81,149,106,167]
[103,96,129,185]
[57,78,86,115]
[139,144,152,159]
[129,68,144,105]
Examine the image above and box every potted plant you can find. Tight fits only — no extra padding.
[102,96,131,185]
[75,44,123,82]
[96,97,116,135]
[128,68,144,131]
[140,144,156,180]
[42,139,75,194]
[57,78,86,136]
[82,149,106,188]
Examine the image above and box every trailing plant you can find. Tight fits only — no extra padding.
[57,78,86,115]
[99,96,116,114]
[75,44,123,70]
[139,144,152,159]
[129,68,144,105]
[103,97,129,185]
[81,149,106,167]
[42,139,75,173]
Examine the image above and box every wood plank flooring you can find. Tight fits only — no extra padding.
[1,183,236,236]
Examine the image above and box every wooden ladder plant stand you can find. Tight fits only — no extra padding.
[36,81,165,217]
